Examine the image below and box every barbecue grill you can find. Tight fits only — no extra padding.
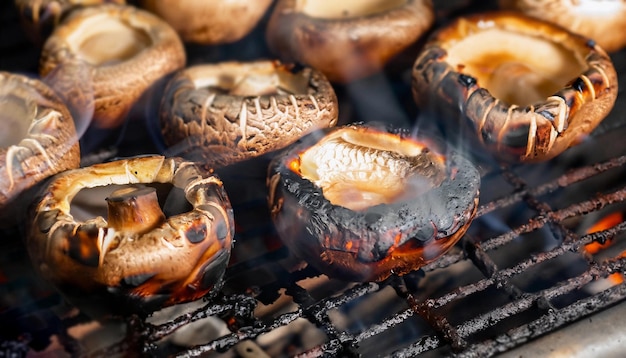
[2,1,626,357]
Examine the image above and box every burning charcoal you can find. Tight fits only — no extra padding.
[0,71,79,224]
[138,0,272,45]
[499,0,626,53]
[159,61,339,168]
[14,0,125,44]
[266,0,435,83]
[412,12,618,163]
[27,156,234,316]
[39,3,185,129]
[267,124,480,282]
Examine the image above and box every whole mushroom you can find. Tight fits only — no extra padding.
[159,61,339,168]
[412,11,618,162]
[27,156,234,315]
[266,0,435,83]
[39,4,186,129]
[268,124,480,282]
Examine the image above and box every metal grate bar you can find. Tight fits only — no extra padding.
[388,255,626,357]
[477,155,626,217]
[458,282,626,357]
[288,159,626,357]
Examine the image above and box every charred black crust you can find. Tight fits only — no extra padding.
[570,77,587,93]
[270,127,481,265]
[185,223,207,243]
[458,74,477,88]
[122,273,157,288]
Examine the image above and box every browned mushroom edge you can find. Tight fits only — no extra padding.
[39,3,186,129]
[267,124,480,282]
[499,0,626,53]
[159,60,339,168]
[266,0,435,83]
[27,155,233,315]
[412,11,618,163]
[139,0,272,44]
[0,71,80,222]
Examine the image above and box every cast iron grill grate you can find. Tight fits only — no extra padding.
[66,151,626,357]
[2,0,626,357]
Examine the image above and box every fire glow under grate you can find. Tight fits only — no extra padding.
[2,1,626,357]
[88,151,626,357]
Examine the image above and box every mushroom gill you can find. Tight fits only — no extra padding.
[159,61,338,168]
[0,72,80,223]
[297,126,446,211]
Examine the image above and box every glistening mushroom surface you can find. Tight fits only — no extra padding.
[160,61,338,168]
[266,0,435,83]
[139,0,272,44]
[27,156,233,315]
[412,12,618,162]
[444,28,586,107]
[39,4,186,129]
[499,0,626,53]
[268,125,480,282]
[0,71,80,220]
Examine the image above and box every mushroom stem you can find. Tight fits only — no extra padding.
[106,185,165,234]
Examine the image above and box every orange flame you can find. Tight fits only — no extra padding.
[584,212,625,285]
[288,156,301,174]
[584,212,623,254]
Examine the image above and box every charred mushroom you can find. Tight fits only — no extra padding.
[0,72,80,219]
[412,12,618,162]
[15,0,125,44]
[499,0,626,53]
[139,0,272,44]
[39,4,186,129]
[267,124,480,282]
[266,0,435,83]
[27,156,233,315]
[160,61,339,168]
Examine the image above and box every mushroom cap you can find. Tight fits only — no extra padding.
[412,11,618,162]
[499,0,626,53]
[39,4,186,129]
[27,156,234,314]
[14,0,126,44]
[159,60,339,168]
[267,124,480,282]
[139,0,272,44]
[0,71,80,217]
[266,0,435,83]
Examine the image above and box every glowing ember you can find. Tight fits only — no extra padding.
[584,211,625,285]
